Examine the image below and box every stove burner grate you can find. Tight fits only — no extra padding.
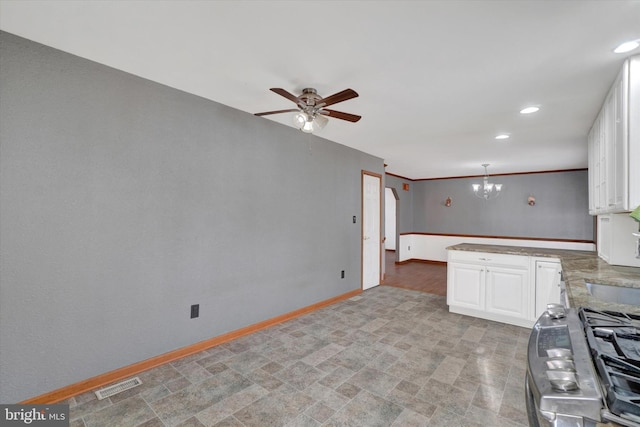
[581,307,640,421]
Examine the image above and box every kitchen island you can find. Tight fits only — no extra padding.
[447,243,640,321]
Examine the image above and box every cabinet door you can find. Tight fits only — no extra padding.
[447,262,484,310]
[588,111,606,214]
[629,56,640,210]
[589,58,635,214]
[534,260,562,319]
[598,109,608,213]
[597,215,612,263]
[588,122,597,215]
[485,266,529,320]
[607,70,627,212]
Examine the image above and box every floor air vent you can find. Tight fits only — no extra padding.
[94,377,142,400]
[349,295,363,301]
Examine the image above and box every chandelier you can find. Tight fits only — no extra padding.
[472,164,502,200]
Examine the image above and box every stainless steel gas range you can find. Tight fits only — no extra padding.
[526,304,640,426]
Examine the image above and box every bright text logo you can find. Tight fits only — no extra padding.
[1,405,68,426]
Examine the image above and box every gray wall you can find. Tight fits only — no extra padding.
[409,170,593,240]
[384,174,413,234]
[0,31,383,403]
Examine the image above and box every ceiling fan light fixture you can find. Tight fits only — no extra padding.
[294,111,328,133]
[257,87,360,134]
[614,40,640,54]
[293,111,309,128]
[314,113,329,129]
[301,121,315,133]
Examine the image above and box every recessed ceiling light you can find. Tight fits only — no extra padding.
[495,134,510,140]
[520,106,540,114]
[614,40,640,54]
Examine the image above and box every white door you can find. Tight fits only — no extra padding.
[362,172,381,290]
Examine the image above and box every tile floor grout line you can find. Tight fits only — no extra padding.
[67,283,529,426]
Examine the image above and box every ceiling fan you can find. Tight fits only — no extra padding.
[255,87,361,133]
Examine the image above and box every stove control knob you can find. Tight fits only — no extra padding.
[546,303,566,319]
[546,370,579,392]
[546,348,573,359]
[549,378,579,392]
[546,358,576,371]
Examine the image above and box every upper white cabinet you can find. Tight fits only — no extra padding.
[589,55,640,214]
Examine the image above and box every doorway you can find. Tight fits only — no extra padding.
[385,187,399,263]
[362,171,382,290]
[385,188,396,251]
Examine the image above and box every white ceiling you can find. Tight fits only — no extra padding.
[1,0,639,179]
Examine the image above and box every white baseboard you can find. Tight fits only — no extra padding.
[398,234,595,263]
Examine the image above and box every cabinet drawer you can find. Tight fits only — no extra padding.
[448,250,529,268]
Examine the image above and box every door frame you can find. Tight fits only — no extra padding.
[361,170,383,290]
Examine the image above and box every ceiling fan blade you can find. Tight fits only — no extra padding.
[318,89,359,107]
[270,88,299,104]
[321,109,362,122]
[255,109,299,117]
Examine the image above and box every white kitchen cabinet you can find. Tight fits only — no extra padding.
[485,266,530,319]
[597,215,612,263]
[588,112,602,214]
[630,56,640,211]
[447,262,485,310]
[447,250,533,327]
[588,55,639,215]
[597,213,640,267]
[533,258,562,319]
[606,69,626,212]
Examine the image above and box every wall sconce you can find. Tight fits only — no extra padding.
[445,197,452,207]
[528,195,536,206]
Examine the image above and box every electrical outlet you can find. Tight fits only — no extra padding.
[190,304,199,319]
[353,216,357,223]
[341,270,345,279]
[408,246,411,251]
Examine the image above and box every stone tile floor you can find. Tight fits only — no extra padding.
[66,286,530,426]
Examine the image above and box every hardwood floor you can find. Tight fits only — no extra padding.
[382,251,447,296]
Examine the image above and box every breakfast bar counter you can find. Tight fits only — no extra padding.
[447,243,640,315]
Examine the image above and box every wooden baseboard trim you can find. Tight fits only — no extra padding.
[396,258,447,266]
[21,289,362,404]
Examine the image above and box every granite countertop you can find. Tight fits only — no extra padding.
[447,243,640,314]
